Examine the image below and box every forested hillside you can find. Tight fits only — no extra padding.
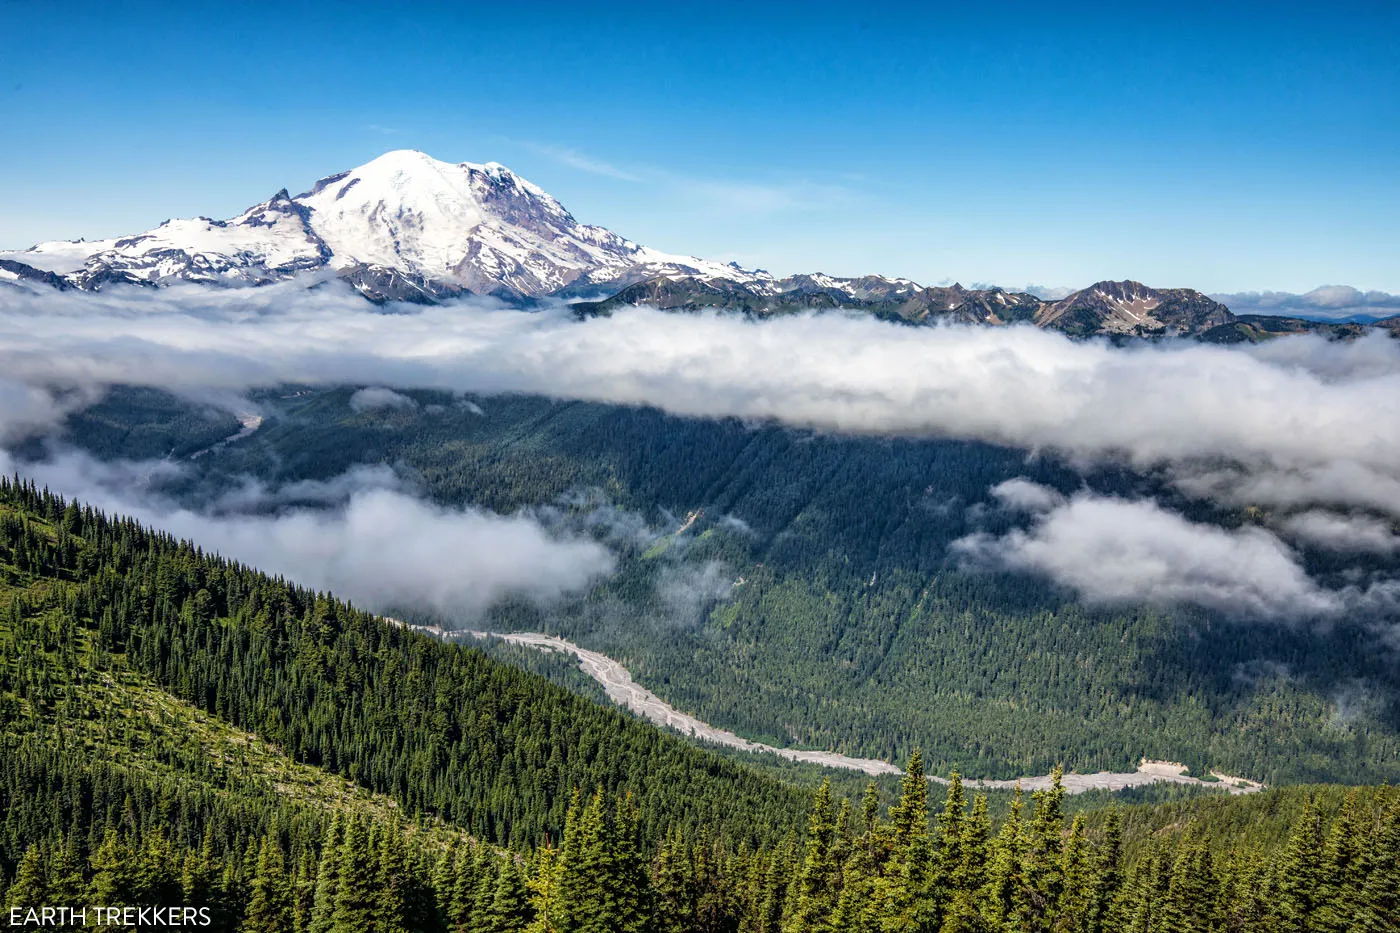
[62,386,1400,785]
[3,480,1397,931]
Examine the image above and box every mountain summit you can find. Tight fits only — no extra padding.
[3,150,761,301]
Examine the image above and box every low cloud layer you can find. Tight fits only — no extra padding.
[0,447,614,619]
[1,277,1399,621]
[1280,511,1400,555]
[349,386,418,412]
[2,280,1398,499]
[956,483,1392,620]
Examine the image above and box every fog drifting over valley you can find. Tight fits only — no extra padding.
[1,277,1398,622]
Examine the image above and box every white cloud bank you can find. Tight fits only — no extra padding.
[2,280,1397,516]
[348,386,418,412]
[0,447,614,619]
[957,482,1398,620]
[1,277,1398,620]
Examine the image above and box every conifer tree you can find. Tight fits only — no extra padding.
[374,815,412,933]
[785,780,840,933]
[330,816,378,933]
[1054,815,1092,933]
[525,844,560,933]
[308,815,344,933]
[960,795,992,896]
[1314,791,1366,933]
[1275,795,1323,933]
[654,827,696,933]
[240,836,294,933]
[5,844,49,910]
[941,792,994,933]
[862,784,882,839]
[432,842,459,930]
[1160,838,1216,933]
[474,849,504,929]
[755,839,795,933]
[486,859,533,933]
[1021,767,1066,933]
[1355,804,1400,933]
[981,787,1025,932]
[877,752,936,932]
[47,836,87,908]
[1087,809,1122,933]
[449,843,481,932]
[292,849,319,933]
[89,829,136,907]
[831,838,876,933]
[184,827,219,909]
[553,790,587,933]
[136,829,181,906]
[609,794,652,933]
[890,752,930,850]
[935,773,968,900]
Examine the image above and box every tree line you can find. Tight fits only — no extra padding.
[2,477,1397,931]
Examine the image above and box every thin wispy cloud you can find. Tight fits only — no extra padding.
[666,175,855,216]
[520,139,856,215]
[523,142,642,182]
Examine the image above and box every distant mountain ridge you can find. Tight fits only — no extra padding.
[578,275,1263,339]
[3,149,1396,339]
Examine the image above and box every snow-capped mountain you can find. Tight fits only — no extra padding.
[1,150,776,301]
[3,149,1383,341]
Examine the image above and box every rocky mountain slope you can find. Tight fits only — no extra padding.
[578,276,1240,338]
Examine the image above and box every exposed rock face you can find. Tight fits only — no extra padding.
[1036,280,1234,337]
[0,258,72,291]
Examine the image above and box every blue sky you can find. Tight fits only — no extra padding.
[2,1,1396,292]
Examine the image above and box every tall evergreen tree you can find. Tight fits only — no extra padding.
[4,844,49,910]
[935,773,968,902]
[136,830,181,907]
[1021,768,1066,933]
[525,844,560,933]
[240,836,294,933]
[981,787,1026,932]
[1087,809,1122,933]
[330,817,378,933]
[785,780,840,933]
[1355,804,1400,933]
[308,815,344,933]
[1274,795,1323,933]
[486,859,533,933]
[1160,839,1216,933]
[374,815,412,933]
[1054,815,1092,933]
[88,829,136,907]
[1314,791,1366,933]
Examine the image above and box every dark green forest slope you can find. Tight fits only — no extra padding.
[56,386,1400,786]
[3,481,1397,932]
